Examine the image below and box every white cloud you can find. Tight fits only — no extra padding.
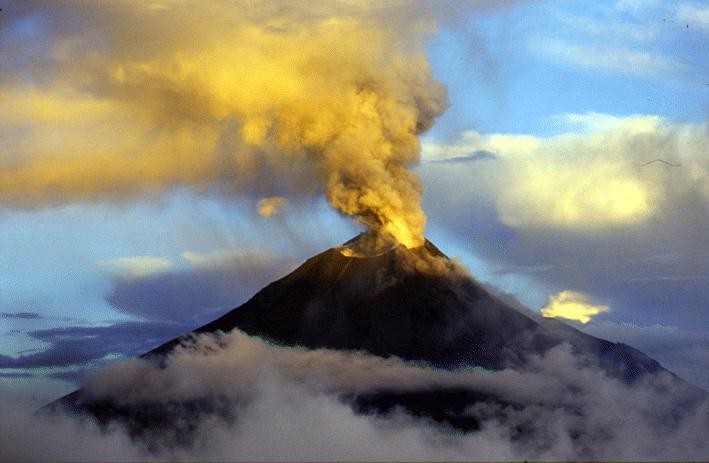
[677,3,709,32]
[533,38,682,78]
[554,111,661,133]
[101,256,174,279]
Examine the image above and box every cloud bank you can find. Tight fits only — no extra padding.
[4,329,704,462]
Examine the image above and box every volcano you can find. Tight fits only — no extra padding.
[51,234,697,436]
[142,234,662,379]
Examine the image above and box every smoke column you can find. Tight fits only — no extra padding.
[0,1,448,247]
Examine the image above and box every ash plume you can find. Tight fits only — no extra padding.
[0,0,450,247]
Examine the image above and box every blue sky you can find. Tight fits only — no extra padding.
[1,0,707,402]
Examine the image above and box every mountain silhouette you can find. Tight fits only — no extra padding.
[50,234,696,437]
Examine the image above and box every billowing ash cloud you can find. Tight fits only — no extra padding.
[6,329,703,461]
[0,0,453,247]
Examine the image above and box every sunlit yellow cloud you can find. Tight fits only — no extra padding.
[540,290,609,324]
[423,113,708,230]
[1,1,449,248]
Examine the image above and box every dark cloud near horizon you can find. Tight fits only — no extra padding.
[0,372,35,378]
[0,321,189,370]
[47,368,94,384]
[105,253,298,325]
[1,312,41,319]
